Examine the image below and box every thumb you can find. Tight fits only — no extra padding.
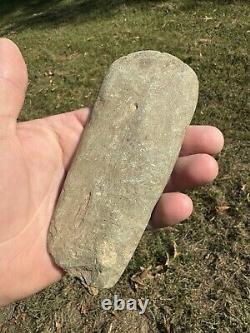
[0,38,28,127]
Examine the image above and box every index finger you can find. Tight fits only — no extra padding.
[179,125,224,157]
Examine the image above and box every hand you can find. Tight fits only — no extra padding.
[0,39,224,306]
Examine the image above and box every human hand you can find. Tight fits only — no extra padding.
[0,38,224,305]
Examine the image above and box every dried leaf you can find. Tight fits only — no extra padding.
[198,38,211,45]
[204,16,213,21]
[88,286,99,296]
[107,322,113,333]
[55,321,62,333]
[172,241,179,259]
[216,205,230,214]
[241,184,247,192]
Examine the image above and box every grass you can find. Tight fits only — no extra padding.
[0,0,249,332]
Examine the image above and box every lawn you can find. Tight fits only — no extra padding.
[0,0,249,332]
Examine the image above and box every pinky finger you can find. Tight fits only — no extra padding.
[149,192,193,229]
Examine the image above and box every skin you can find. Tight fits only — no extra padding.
[0,38,224,306]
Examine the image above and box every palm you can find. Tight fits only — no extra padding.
[0,110,89,304]
[0,39,223,305]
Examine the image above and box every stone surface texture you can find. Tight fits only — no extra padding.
[48,51,199,288]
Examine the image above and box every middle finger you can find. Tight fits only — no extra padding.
[165,153,218,192]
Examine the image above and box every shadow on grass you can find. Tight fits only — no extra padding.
[1,0,160,29]
[1,0,248,35]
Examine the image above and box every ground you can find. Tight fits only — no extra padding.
[0,0,249,332]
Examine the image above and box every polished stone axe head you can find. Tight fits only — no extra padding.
[48,51,199,289]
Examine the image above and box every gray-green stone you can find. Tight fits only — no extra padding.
[48,51,199,288]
